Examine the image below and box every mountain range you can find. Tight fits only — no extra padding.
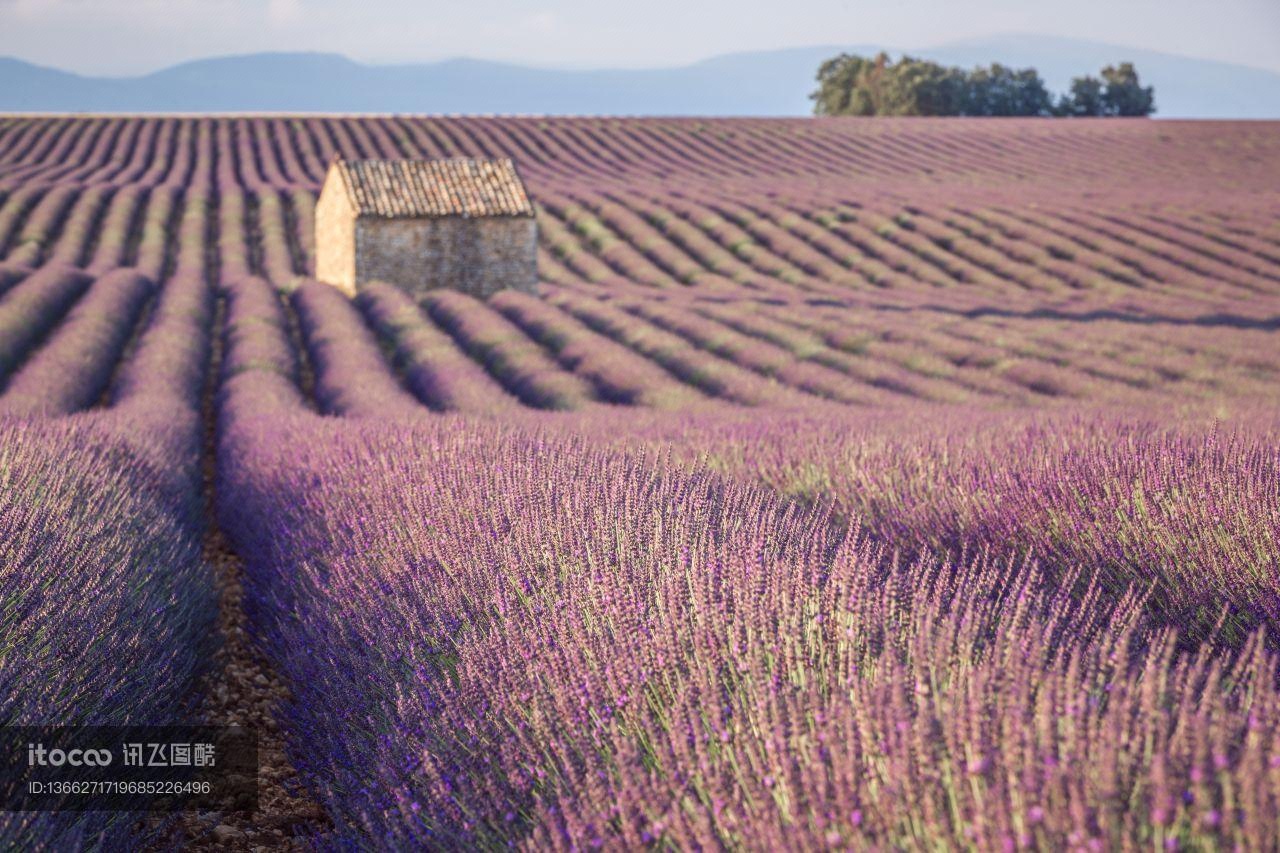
[2,35,1277,118]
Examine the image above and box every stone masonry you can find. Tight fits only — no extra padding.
[354,216,536,299]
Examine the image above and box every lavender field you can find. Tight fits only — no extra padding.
[1,116,1279,849]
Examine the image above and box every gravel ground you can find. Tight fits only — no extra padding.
[141,528,331,851]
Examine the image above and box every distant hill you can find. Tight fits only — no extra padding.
[2,35,1277,118]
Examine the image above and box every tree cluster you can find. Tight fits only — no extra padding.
[812,54,1155,117]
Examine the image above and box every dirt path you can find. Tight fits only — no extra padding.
[145,293,331,850]
[157,529,330,850]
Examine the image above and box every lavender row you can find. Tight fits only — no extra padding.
[546,288,805,407]
[0,146,221,848]
[291,278,423,418]
[106,192,215,512]
[423,288,598,411]
[636,406,1280,644]
[216,410,1280,848]
[0,269,154,417]
[0,264,92,386]
[0,263,28,297]
[356,280,519,414]
[218,274,307,419]
[1,184,77,267]
[0,416,215,848]
[490,288,706,409]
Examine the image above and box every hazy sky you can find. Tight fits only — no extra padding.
[1,0,1277,76]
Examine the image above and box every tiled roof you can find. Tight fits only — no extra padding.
[332,157,534,218]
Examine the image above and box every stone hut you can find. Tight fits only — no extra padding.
[314,157,536,297]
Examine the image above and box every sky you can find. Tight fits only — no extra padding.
[1,0,1277,76]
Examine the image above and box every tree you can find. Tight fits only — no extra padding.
[813,54,1059,118]
[897,57,969,116]
[812,53,1155,118]
[1101,62,1156,116]
[1058,62,1155,117]
[965,63,1054,116]
[812,53,876,116]
[1059,75,1106,116]
[813,53,965,116]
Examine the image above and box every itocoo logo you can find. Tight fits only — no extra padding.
[27,744,113,767]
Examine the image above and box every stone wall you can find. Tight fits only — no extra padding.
[314,165,356,295]
[354,216,537,298]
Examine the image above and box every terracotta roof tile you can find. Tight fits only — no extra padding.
[333,157,534,218]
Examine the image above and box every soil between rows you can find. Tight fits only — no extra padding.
[144,290,330,850]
